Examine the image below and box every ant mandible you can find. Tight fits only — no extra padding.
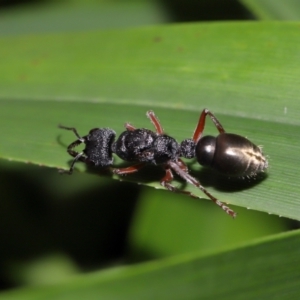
[59,109,268,218]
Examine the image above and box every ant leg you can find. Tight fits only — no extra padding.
[59,139,90,175]
[58,126,89,175]
[161,167,198,198]
[58,152,85,175]
[65,139,85,156]
[113,163,145,175]
[168,161,237,218]
[125,123,136,131]
[58,125,84,141]
[177,158,189,172]
[146,110,164,134]
[192,109,226,143]
[58,125,89,163]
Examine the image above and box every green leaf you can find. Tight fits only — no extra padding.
[0,0,167,36]
[1,22,299,220]
[1,2,300,299]
[241,0,300,20]
[1,230,300,299]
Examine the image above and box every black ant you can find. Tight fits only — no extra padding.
[58,109,268,218]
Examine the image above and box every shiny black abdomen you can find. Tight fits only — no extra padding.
[196,133,268,177]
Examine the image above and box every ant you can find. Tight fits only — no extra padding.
[58,109,268,218]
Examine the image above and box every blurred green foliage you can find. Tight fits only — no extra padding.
[0,1,300,299]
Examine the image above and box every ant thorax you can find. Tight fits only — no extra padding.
[112,128,180,165]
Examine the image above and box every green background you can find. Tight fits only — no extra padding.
[0,1,300,299]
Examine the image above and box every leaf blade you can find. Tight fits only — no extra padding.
[0,22,299,219]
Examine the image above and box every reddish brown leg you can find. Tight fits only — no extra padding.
[193,109,226,143]
[160,167,198,198]
[168,161,237,218]
[177,158,189,172]
[160,168,174,190]
[125,122,136,131]
[146,110,164,134]
[113,163,145,175]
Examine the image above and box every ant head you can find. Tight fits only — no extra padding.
[59,126,116,174]
[83,128,116,167]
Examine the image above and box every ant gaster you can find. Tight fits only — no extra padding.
[59,109,268,218]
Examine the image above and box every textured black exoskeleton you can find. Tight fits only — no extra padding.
[59,109,268,218]
[113,129,179,164]
[57,126,116,172]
